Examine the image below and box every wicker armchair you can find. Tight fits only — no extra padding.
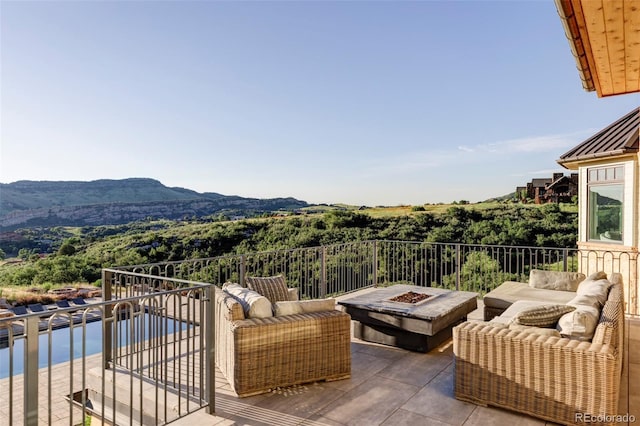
[453,273,624,426]
[214,286,351,397]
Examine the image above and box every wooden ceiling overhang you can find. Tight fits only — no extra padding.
[555,0,640,97]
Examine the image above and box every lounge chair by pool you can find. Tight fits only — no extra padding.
[72,298,88,306]
[9,306,28,316]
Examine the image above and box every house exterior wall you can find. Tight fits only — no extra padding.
[575,155,639,315]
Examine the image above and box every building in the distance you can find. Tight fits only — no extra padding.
[516,173,578,204]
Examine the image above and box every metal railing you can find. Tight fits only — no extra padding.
[115,240,638,313]
[0,274,213,426]
[1,240,637,425]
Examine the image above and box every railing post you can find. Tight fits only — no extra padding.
[239,255,246,287]
[205,285,216,414]
[563,248,569,271]
[372,241,378,287]
[24,316,39,426]
[455,244,461,291]
[320,246,327,298]
[102,269,113,368]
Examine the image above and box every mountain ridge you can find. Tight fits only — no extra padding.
[0,178,308,229]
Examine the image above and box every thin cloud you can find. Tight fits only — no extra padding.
[360,129,595,177]
[458,145,475,153]
[484,129,595,154]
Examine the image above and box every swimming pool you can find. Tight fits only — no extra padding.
[0,312,188,379]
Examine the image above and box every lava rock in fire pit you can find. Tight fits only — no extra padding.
[389,291,431,304]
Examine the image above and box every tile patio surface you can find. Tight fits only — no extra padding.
[174,306,640,426]
[2,301,638,425]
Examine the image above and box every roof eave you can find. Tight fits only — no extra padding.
[555,0,597,94]
[557,150,637,169]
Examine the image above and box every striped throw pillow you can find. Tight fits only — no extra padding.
[246,275,290,305]
[514,304,576,327]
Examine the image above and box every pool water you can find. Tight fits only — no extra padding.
[0,313,188,379]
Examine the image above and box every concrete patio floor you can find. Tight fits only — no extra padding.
[174,309,640,426]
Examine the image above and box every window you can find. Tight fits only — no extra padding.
[588,166,624,243]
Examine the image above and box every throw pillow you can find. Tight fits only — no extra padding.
[287,287,299,301]
[273,299,336,316]
[566,294,600,309]
[509,323,562,337]
[587,271,608,281]
[513,304,576,327]
[528,270,586,292]
[222,282,273,319]
[576,274,613,306]
[246,275,290,305]
[556,305,600,341]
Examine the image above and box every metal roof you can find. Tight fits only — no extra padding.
[558,107,640,166]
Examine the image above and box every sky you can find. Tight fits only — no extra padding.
[1,1,639,206]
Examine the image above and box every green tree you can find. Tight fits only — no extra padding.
[58,241,77,256]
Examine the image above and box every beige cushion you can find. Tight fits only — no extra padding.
[576,273,613,306]
[587,271,608,281]
[513,304,576,327]
[529,270,585,292]
[287,287,299,301]
[222,283,273,319]
[566,294,600,309]
[483,281,576,311]
[274,298,336,317]
[557,305,600,341]
[246,275,290,305]
[509,323,562,337]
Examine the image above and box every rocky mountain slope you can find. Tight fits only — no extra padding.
[0,178,308,229]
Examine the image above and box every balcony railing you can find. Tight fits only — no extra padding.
[115,240,638,314]
[1,240,637,425]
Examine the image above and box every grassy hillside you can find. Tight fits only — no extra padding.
[0,202,578,289]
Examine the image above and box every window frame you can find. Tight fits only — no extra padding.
[586,165,625,244]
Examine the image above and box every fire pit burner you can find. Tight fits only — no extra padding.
[388,291,431,304]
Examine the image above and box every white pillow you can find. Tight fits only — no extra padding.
[567,294,600,309]
[557,305,600,341]
[222,283,273,319]
[274,298,335,317]
[528,270,585,291]
[576,275,613,306]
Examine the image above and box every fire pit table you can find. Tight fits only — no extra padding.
[338,284,477,352]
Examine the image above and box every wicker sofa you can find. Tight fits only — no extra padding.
[453,273,624,426]
[214,285,351,397]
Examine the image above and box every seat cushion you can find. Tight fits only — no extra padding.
[484,281,576,311]
[246,275,290,305]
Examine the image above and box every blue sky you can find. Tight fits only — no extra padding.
[1,1,638,206]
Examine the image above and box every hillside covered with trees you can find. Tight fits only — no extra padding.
[0,203,577,288]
